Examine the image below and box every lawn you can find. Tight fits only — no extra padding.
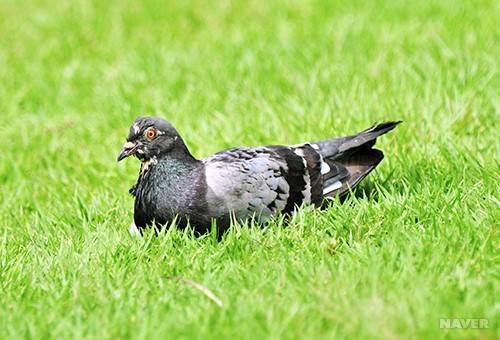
[0,0,498,339]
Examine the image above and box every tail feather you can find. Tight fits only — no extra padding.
[317,121,401,198]
[315,121,401,159]
[339,121,401,154]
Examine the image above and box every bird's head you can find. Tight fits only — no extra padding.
[117,117,187,162]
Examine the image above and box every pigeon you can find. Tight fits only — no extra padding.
[118,117,400,235]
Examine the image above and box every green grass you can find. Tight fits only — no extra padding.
[0,0,498,338]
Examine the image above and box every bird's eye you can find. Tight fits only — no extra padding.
[145,128,157,140]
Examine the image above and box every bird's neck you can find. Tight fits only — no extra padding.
[140,140,198,176]
[133,152,203,226]
[140,152,198,178]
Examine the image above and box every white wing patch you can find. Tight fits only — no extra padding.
[320,158,330,175]
[323,180,343,195]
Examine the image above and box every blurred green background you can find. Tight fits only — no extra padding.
[0,0,498,339]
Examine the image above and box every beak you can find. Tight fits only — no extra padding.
[117,141,139,162]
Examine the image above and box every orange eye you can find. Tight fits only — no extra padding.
[145,128,157,140]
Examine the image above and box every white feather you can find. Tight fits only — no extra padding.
[294,148,305,157]
[321,161,330,175]
[129,221,141,238]
[323,180,343,195]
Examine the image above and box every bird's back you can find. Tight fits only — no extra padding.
[202,121,400,224]
[203,145,323,224]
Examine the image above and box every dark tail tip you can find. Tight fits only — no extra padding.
[367,120,403,134]
[336,120,401,154]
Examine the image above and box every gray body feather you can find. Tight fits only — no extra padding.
[203,147,291,222]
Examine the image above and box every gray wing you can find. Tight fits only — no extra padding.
[202,147,292,222]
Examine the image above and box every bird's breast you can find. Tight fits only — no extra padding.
[133,159,207,229]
